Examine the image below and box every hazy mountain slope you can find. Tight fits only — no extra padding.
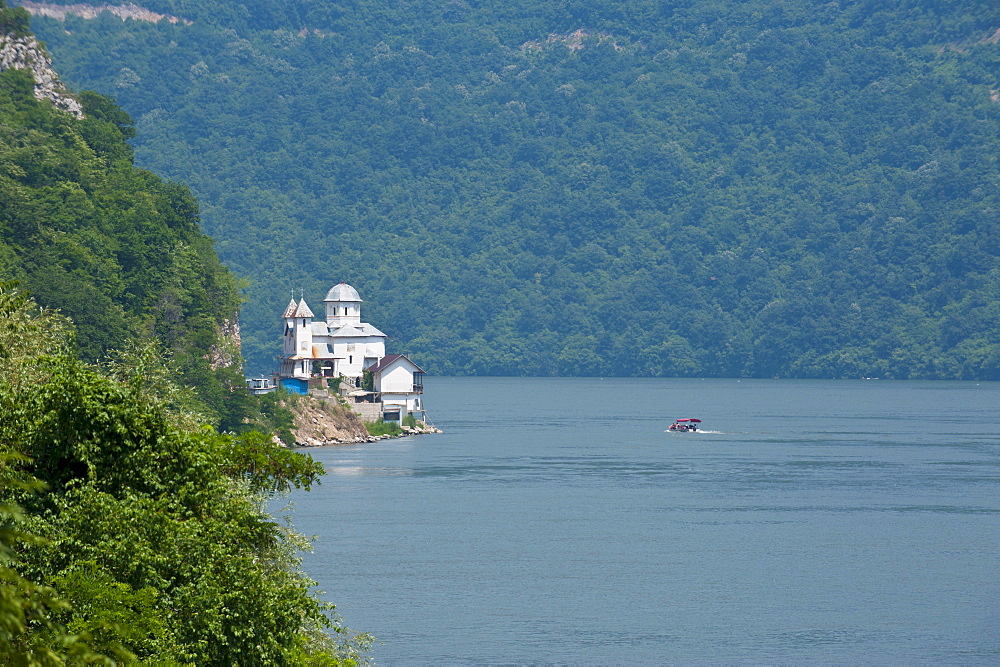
[23,0,1000,378]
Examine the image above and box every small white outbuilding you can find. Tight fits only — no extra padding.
[367,354,426,421]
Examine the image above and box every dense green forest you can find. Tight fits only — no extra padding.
[23,0,1000,379]
[0,9,259,428]
[0,6,369,660]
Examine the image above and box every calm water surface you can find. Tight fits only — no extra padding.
[285,378,1000,663]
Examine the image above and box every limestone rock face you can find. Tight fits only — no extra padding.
[0,32,83,117]
[19,1,191,25]
[207,317,242,371]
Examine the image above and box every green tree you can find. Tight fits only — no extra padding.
[0,285,369,663]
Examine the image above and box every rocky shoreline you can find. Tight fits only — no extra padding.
[282,393,441,448]
[294,422,442,448]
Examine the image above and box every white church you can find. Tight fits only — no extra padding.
[277,282,425,420]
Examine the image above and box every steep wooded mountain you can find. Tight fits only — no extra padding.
[0,5,257,427]
[0,6,369,660]
[23,0,1000,379]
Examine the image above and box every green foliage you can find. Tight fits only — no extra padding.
[0,42,258,425]
[0,59,235,344]
[0,281,73,388]
[361,369,374,392]
[0,18,370,661]
[0,289,113,664]
[402,413,418,429]
[0,2,30,38]
[221,430,324,493]
[0,549,114,664]
[0,285,369,664]
[254,388,298,445]
[50,563,163,661]
[25,1,1000,379]
[364,419,401,437]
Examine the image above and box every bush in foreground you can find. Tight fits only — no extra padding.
[0,283,371,664]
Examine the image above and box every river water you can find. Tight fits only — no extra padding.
[285,377,1000,663]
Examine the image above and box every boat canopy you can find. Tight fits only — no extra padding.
[675,418,701,423]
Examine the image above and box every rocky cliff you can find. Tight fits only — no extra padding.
[0,30,82,116]
[283,393,441,447]
[19,1,191,25]
[207,316,242,371]
[285,394,371,446]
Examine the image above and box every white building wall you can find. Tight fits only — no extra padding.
[325,301,362,326]
[283,322,295,355]
[294,318,311,354]
[381,392,423,413]
[375,362,424,415]
[327,338,385,378]
[379,365,415,393]
[292,317,313,378]
[365,339,385,363]
[332,339,361,377]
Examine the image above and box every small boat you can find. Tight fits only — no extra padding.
[668,418,701,432]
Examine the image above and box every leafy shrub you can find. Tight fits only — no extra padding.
[364,419,401,437]
[0,283,370,664]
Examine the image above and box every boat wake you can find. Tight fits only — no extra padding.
[664,429,723,434]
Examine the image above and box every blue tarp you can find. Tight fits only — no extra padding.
[280,378,308,395]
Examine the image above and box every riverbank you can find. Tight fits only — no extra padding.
[284,394,440,447]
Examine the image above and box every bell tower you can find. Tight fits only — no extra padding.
[281,297,314,378]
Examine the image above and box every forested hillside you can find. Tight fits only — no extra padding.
[0,3,259,426]
[24,0,1000,379]
[0,3,369,660]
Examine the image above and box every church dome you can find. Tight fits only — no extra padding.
[323,282,362,302]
